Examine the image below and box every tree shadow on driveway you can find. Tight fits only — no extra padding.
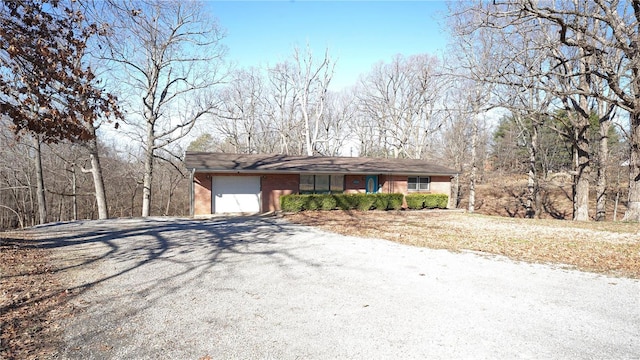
[5,215,640,359]
[1,216,321,355]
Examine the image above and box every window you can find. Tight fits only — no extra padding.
[299,175,344,194]
[330,175,344,192]
[300,175,314,193]
[408,176,430,191]
[315,175,330,193]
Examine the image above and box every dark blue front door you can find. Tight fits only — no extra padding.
[365,175,378,194]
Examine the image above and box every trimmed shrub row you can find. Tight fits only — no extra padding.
[280,193,449,212]
[280,193,404,212]
[405,193,449,209]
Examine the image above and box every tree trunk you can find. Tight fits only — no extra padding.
[573,130,590,221]
[526,120,539,218]
[131,183,139,217]
[77,123,110,220]
[595,110,610,221]
[468,113,479,213]
[165,189,172,216]
[26,173,35,226]
[71,164,77,221]
[450,173,460,209]
[142,122,154,217]
[33,136,47,224]
[88,138,109,219]
[302,107,313,156]
[164,176,179,216]
[572,59,591,221]
[623,112,640,221]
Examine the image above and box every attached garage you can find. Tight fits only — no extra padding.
[212,176,261,214]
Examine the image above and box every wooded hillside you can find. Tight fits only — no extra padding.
[2,0,640,228]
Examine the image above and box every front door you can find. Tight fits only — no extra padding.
[365,175,378,194]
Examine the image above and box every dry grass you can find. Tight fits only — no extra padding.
[0,237,72,360]
[464,176,629,220]
[283,210,640,279]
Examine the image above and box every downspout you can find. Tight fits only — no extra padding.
[190,168,195,217]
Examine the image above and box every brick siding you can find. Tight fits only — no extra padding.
[262,174,299,212]
[193,172,453,214]
[193,173,212,216]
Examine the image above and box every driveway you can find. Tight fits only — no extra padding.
[33,216,640,359]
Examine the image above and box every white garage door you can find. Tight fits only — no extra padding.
[212,176,261,213]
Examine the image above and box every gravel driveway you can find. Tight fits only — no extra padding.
[34,216,640,359]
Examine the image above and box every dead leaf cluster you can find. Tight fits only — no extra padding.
[0,237,72,360]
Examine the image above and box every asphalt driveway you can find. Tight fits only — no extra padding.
[33,216,640,359]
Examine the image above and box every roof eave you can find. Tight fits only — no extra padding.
[188,168,458,176]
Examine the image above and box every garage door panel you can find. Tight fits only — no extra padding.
[212,176,261,213]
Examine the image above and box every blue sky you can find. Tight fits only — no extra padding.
[207,1,451,90]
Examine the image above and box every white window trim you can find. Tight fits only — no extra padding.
[408,176,431,192]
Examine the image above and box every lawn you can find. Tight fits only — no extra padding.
[283,210,640,279]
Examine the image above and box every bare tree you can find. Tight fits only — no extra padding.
[212,68,268,154]
[0,117,195,230]
[31,135,47,223]
[467,93,483,213]
[436,80,470,208]
[451,0,632,221]
[489,15,556,218]
[79,123,110,219]
[287,45,335,156]
[349,105,383,157]
[261,62,300,154]
[316,91,356,156]
[210,47,335,157]
[486,0,640,221]
[447,7,499,213]
[595,97,615,221]
[101,0,226,216]
[357,54,444,159]
[0,123,32,228]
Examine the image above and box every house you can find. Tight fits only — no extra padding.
[184,152,458,215]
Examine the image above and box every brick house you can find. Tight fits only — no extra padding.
[184,152,458,215]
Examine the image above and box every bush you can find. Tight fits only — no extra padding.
[425,194,448,209]
[348,194,372,211]
[405,194,425,210]
[280,194,306,212]
[372,193,404,210]
[280,193,406,212]
[405,194,449,210]
[320,195,337,210]
[387,193,404,210]
[335,194,357,210]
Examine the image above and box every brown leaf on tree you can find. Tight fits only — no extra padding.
[0,0,123,144]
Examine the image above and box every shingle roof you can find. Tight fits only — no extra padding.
[184,152,458,176]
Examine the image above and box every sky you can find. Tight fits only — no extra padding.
[206,1,452,90]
